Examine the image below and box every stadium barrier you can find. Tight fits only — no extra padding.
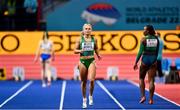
[107,66,119,80]
[0,68,6,80]
[12,66,25,81]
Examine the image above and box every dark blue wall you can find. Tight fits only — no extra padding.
[47,0,180,31]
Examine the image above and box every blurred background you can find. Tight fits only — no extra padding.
[0,0,180,109]
[0,0,180,31]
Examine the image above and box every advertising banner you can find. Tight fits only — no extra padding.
[0,31,179,54]
[47,0,180,30]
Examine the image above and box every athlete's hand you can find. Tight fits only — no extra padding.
[133,64,138,70]
[97,55,102,60]
[80,49,84,53]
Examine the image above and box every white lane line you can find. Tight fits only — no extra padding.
[96,80,126,110]
[0,80,33,108]
[127,80,180,107]
[59,81,66,110]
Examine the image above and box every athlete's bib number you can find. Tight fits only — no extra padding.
[146,39,157,47]
[82,42,94,51]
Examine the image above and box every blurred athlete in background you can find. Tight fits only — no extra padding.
[34,31,55,87]
[156,32,164,77]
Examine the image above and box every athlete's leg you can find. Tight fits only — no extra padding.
[157,60,163,77]
[79,62,88,98]
[88,61,96,105]
[45,59,51,86]
[88,61,96,96]
[139,63,148,103]
[148,63,157,104]
[79,62,88,108]
[139,79,146,103]
[41,60,46,87]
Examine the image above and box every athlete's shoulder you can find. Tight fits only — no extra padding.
[140,37,146,45]
[140,37,146,42]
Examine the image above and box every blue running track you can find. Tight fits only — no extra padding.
[0,80,179,109]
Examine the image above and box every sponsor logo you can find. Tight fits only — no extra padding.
[0,31,179,54]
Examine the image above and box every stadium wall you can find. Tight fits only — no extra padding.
[0,31,179,80]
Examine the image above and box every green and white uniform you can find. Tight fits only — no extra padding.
[80,36,95,69]
[135,35,159,79]
[135,35,159,66]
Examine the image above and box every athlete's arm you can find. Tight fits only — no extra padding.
[74,37,83,54]
[135,39,145,64]
[94,38,101,60]
[50,41,55,61]
[133,38,145,70]
[34,41,41,62]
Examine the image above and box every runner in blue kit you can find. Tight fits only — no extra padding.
[34,31,55,87]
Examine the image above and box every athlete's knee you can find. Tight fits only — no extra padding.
[139,79,145,87]
[139,79,144,84]
[90,78,95,82]
[81,75,87,81]
[90,80,95,85]
[139,72,146,80]
[149,81,155,89]
[149,84,155,91]
[150,81,154,86]
[81,80,87,84]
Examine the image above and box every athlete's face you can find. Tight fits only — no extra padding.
[43,32,49,42]
[143,26,148,36]
[83,25,92,35]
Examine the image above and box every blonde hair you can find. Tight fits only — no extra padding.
[82,23,92,30]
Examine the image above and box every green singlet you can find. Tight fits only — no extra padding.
[80,36,95,69]
[135,35,159,66]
